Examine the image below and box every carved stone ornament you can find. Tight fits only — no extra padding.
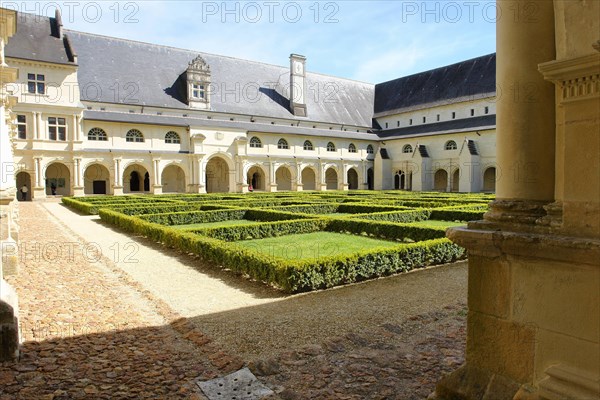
[188,55,210,72]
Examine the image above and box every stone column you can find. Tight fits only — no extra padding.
[487,0,556,226]
[32,112,38,139]
[152,158,162,194]
[113,158,123,196]
[268,160,277,192]
[197,156,206,193]
[295,162,303,191]
[36,112,43,140]
[73,157,84,196]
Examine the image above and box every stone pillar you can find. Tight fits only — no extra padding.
[487,0,556,226]
[341,162,349,191]
[36,112,43,140]
[197,156,206,194]
[268,160,277,192]
[33,157,45,199]
[295,163,303,191]
[152,158,162,194]
[32,111,38,139]
[73,157,84,196]
[113,158,123,196]
[435,2,600,400]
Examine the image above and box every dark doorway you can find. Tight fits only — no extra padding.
[367,168,374,190]
[93,180,107,194]
[144,172,150,192]
[130,171,140,192]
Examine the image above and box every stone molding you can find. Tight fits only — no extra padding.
[538,364,599,400]
[539,53,600,103]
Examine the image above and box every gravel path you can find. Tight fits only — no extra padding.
[1,201,468,399]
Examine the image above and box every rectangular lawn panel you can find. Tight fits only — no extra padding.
[236,231,399,260]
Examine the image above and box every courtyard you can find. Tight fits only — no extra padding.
[1,194,472,399]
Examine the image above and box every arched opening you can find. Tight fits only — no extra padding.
[434,169,448,191]
[301,167,316,191]
[161,165,186,193]
[16,171,32,201]
[483,167,496,192]
[325,168,338,190]
[395,170,413,190]
[123,164,149,194]
[275,165,293,191]
[84,164,110,195]
[45,162,70,196]
[205,156,230,193]
[247,166,266,191]
[367,168,374,190]
[452,169,460,192]
[347,168,359,190]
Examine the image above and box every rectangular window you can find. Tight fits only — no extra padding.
[471,109,475,116]
[192,83,205,99]
[437,114,440,121]
[385,122,388,129]
[452,112,456,119]
[409,119,412,126]
[484,106,489,114]
[423,116,426,123]
[27,73,45,94]
[48,117,66,141]
[17,115,27,139]
[397,121,400,127]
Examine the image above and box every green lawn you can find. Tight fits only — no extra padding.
[408,220,466,229]
[171,219,260,230]
[236,231,399,260]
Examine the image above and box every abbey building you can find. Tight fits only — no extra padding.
[3,9,497,199]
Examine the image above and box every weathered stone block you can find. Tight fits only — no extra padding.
[468,255,511,319]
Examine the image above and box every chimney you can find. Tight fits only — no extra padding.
[289,54,307,117]
[55,9,63,38]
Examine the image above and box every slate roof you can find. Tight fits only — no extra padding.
[378,115,496,139]
[374,54,496,116]
[4,12,75,65]
[62,29,375,128]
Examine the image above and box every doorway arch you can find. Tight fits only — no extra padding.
[347,168,359,190]
[301,167,316,191]
[123,164,149,193]
[161,164,186,193]
[434,169,448,191]
[325,168,338,190]
[16,171,32,201]
[275,165,294,191]
[247,165,266,191]
[205,156,230,193]
[84,163,111,195]
[45,162,71,196]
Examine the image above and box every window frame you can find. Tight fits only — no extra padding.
[402,144,413,154]
[326,142,336,152]
[277,138,289,150]
[348,143,357,153]
[165,131,181,144]
[126,129,144,143]
[303,140,314,151]
[87,127,108,141]
[366,144,374,154]
[16,115,27,139]
[249,136,262,148]
[192,83,206,99]
[48,116,66,141]
[27,73,45,95]
[445,140,458,151]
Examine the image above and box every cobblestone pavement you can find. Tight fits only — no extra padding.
[1,201,467,399]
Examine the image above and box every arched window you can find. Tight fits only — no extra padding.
[165,131,180,144]
[277,138,289,149]
[303,140,314,151]
[126,129,144,143]
[88,127,107,141]
[402,144,413,154]
[249,136,262,148]
[348,143,357,153]
[445,140,457,150]
[327,142,336,152]
[366,144,374,154]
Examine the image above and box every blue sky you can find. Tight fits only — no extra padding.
[12,1,496,83]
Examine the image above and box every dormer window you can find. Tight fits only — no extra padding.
[186,55,211,109]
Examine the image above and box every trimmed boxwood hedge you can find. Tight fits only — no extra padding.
[98,208,466,293]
